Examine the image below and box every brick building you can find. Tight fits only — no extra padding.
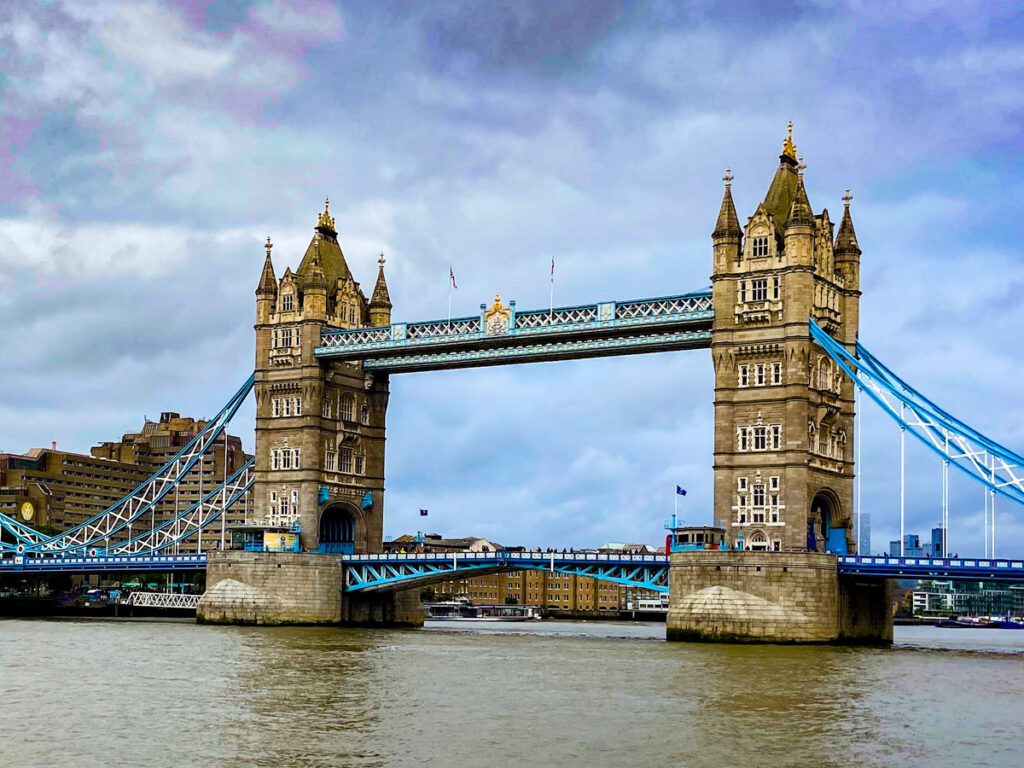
[0,411,249,553]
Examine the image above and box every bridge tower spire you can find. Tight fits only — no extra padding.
[710,125,859,553]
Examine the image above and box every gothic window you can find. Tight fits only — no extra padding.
[274,327,296,349]
[293,397,301,416]
[282,293,294,312]
[751,279,768,302]
[360,404,370,425]
[291,448,300,468]
[753,484,766,507]
[279,492,289,518]
[772,276,780,300]
[271,450,279,470]
[322,397,332,418]
[349,307,356,324]
[753,426,767,451]
[290,490,299,516]
[770,425,782,450]
[340,447,353,474]
[281,449,291,469]
[272,399,280,417]
[769,476,780,491]
[771,362,783,385]
[737,477,748,491]
[738,364,749,387]
[355,454,365,475]
[738,281,746,303]
[341,394,355,422]
[269,491,278,518]
[738,427,750,452]
[772,540,781,551]
[282,398,291,418]
[325,451,336,472]
[752,237,769,258]
[755,363,766,386]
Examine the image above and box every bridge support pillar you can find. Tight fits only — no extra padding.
[666,551,891,644]
[340,589,423,628]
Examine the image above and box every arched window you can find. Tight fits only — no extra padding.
[748,531,769,551]
[340,394,355,422]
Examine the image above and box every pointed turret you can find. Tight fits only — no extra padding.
[785,172,814,231]
[834,189,861,293]
[762,122,801,231]
[257,236,278,296]
[369,253,393,327]
[712,169,742,239]
[256,236,278,324]
[834,189,861,257]
[297,197,355,291]
[304,242,328,320]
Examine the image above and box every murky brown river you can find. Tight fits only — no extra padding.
[1,619,1022,767]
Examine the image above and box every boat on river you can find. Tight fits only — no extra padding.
[424,601,541,621]
[934,616,1024,629]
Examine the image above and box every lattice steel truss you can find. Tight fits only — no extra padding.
[811,320,1024,507]
[341,552,669,593]
[0,376,254,556]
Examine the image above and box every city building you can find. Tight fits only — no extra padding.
[889,527,945,558]
[912,580,1024,617]
[857,512,871,555]
[0,412,250,553]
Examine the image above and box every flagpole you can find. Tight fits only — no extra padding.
[549,258,554,316]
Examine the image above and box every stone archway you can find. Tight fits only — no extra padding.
[809,489,846,554]
[318,502,358,554]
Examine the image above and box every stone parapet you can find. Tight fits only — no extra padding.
[666,550,890,644]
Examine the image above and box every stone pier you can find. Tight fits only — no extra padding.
[197,551,423,627]
[666,551,892,644]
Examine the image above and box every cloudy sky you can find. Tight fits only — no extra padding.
[2,0,1023,554]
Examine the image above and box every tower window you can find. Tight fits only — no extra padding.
[753,484,765,507]
[293,397,301,416]
[738,281,746,303]
[282,398,291,418]
[737,477,748,491]
[341,394,355,422]
[738,427,750,452]
[770,425,782,450]
[753,426,767,451]
[360,404,370,425]
[772,362,783,385]
[355,454,365,475]
[769,476,780,491]
[752,237,769,258]
[751,279,768,302]
[755,363,766,386]
[325,451,336,472]
[282,293,294,312]
[772,276,780,300]
[340,447,353,474]
[738,364,750,387]
[349,307,356,324]
[272,399,280,418]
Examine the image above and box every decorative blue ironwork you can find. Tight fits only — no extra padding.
[340,551,670,593]
[810,320,1024,507]
[836,555,1024,582]
[316,289,713,371]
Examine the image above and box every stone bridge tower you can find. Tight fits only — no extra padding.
[253,200,392,553]
[710,125,862,553]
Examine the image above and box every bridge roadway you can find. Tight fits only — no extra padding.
[5,551,1024,589]
[315,290,713,372]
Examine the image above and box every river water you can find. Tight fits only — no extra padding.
[1,619,1022,768]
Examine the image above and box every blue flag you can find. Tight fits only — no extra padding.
[420,509,428,516]
[676,486,687,496]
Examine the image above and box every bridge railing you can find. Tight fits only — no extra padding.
[341,551,669,564]
[317,290,713,357]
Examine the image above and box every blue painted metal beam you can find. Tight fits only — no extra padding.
[316,290,712,372]
[340,551,670,593]
[0,553,207,573]
[837,555,1024,582]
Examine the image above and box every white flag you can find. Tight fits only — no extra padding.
[449,266,458,290]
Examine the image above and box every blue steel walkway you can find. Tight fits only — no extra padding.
[0,553,208,574]
[315,290,713,372]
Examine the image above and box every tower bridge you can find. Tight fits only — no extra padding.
[3,126,1022,642]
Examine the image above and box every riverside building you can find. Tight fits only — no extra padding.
[0,412,250,553]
